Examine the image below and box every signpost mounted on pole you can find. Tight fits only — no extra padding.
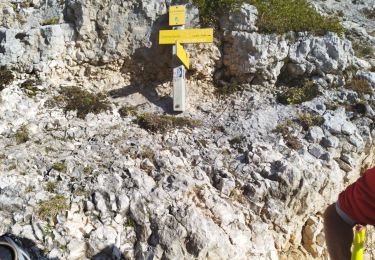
[159,5,214,112]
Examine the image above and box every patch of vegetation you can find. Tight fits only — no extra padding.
[215,83,243,96]
[277,81,321,105]
[16,14,27,24]
[346,78,373,96]
[135,113,202,133]
[342,65,358,79]
[324,101,340,111]
[45,181,56,193]
[273,120,303,150]
[352,41,374,58]
[41,17,60,26]
[197,139,208,148]
[8,164,17,171]
[229,136,243,147]
[56,86,111,119]
[298,113,324,130]
[83,166,93,175]
[363,8,375,20]
[193,0,242,25]
[38,195,68,220]
[140,147,155,160]
[251,0,344,35]
[20,79,41,97]
[193,0,344,35]
[25,186,33,193]
[52,162,66,172]
[44,223,55,239]
[20,0,34,8]
[0,68,14,91]
[119,106,137,117]
[125,217,136,227]
[15,125,29,144]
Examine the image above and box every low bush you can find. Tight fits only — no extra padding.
[251,0,344,35]
[193,0,344,35]
[41,17,59,26]
[363,8,375,20]
[38,195,68,220]
[52,162,66,172]
[15,125,29,144]
[346,78,373,96]
[57,86,111,119]
[272,120,303,150]
[298,113,324,130]
[135,113,202,133]
[0,68,14,90]
[20,79,41,97]
[352,41,374,58]
[119,106,137,117]
[277,81,321,105]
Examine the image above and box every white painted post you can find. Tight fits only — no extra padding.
[172,64,186,111]
[172,35,186,111]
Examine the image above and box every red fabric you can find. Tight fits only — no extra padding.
[338,167,375,225]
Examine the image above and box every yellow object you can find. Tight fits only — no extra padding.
[176,41,189,69]
[169,5,186,26]
[159,28,214,44]
[352,226,366,260]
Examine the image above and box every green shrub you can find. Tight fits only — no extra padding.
[135,113,202,133]
[52,162,66,172]
[193,0,242,24]
[272,120,302,150]
[41,17,60,26]
[25,186,33,193]
[45,181,56,193]
[57,86,111,119]
[20,79,41,97]
[0,68,14,90]
[140,147,155,160]
[363,8,375,20]
[119,106,137,117]
[15,125,29,144]
[215,83,243,96]
[277,81,321,105]
[38,195,68,220]
[251,0,344,35]
[193,0,344,35]
[346,78,373,96]
[298,113,324,130]
[352,41,374,58]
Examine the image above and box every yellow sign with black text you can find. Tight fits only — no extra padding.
[159,28,214,44]
[169,5,186,26]
[176,41,189,69]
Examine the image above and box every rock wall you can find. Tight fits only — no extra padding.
[0,0,375,259]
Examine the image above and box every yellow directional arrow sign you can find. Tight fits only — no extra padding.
[176,41,189,69]
[159,28,213,44]
[169,5,186,26]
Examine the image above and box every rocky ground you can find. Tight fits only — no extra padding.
[1,0,375,259]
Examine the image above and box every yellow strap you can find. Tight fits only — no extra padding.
[352,226,366,260]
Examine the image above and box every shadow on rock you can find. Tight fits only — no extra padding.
[91,245,125,260]
[110,13,176,113]
[1,234,126,260]
[0,233,56,260]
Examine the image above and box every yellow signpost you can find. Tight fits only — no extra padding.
[159,28,214,44]
[169,5,186,26]
[160,5,214,111]
[176,41,189,69]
